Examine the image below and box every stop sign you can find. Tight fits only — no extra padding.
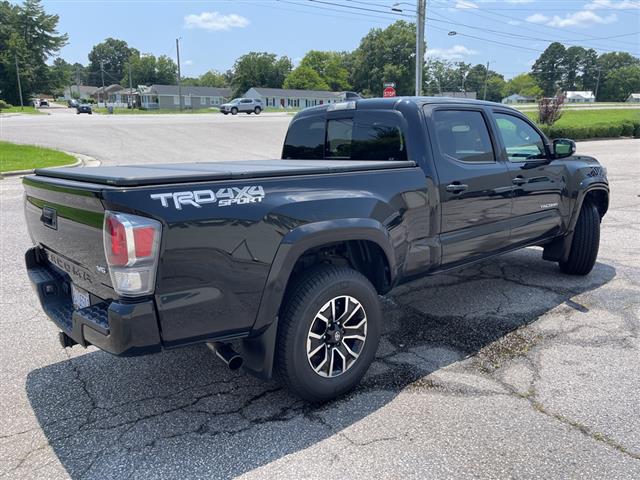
[383,86,396,98]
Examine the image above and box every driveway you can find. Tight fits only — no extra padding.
[0,111,638,478]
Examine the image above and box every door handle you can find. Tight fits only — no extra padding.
[512,176,527,186]
[446,183,468,193]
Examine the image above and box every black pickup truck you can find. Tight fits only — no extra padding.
[24,97,609,401]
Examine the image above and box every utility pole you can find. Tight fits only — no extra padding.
[416,0,426,96]
[391,1,425,96]
[128,62,134,108]
[14,54,24,110]
[100,60,106,106]
[594,67,601,101]
[483,61,490,100]
[176,38,183,111]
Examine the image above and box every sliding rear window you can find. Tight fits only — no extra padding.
[282,111,407,161]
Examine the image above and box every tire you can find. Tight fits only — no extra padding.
[222,112,228,115]
[275,265,381,402]
[559,202,600,275]
[254,107,262,114]
[246,111,252,114]
[231,107,238,115]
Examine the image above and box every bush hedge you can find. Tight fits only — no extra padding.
[539,120,640,140]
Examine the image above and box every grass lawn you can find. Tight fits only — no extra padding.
[93,107,220,115]
[525,108,640,127]
[0,106,43,115]
[0,141,76,173]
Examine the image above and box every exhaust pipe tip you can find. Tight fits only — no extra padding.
[207,342,243,370]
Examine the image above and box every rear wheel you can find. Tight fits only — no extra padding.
[275,265,381,402]
[559,202,600,275]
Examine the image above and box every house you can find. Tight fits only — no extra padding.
[564,91,595,103]
[502,93,535,104]
[62,85,98,101]
[625,93,640,103]
[244,87,345,109]
[92,84,125,105]
[139,85,232,110]
[434,92,477,99]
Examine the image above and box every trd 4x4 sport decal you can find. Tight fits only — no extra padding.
[150,186,265,210]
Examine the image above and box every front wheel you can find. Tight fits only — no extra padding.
[275,265,381,402]
[254,107,262,114]
[231,107,238,115]
[559,202,600,275]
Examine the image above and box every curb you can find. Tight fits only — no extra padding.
[0,150,100,179]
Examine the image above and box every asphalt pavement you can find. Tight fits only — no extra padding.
[0,110,639,479]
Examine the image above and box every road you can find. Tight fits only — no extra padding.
[1,111,639,479]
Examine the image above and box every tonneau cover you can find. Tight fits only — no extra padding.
[34,159,416,187]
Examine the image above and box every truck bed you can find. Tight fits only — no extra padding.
[34,159,416,187]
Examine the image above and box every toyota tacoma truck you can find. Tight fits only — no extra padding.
[23,97,609,401]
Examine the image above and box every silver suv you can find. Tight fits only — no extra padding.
[220,98,263,115]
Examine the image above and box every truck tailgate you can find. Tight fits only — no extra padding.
[23,176,114,300]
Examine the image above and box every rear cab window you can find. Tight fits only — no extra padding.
[283,110,407,161]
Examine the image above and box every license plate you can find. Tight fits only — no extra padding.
[71,284,90,310]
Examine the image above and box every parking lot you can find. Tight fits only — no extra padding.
[1,110,639,478]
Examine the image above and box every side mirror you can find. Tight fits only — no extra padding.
[553,138,576,159]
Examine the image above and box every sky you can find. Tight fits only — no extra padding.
[42,0,640,80]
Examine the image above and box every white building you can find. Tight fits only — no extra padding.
[625,93,640,103]
[564,91,595,103]
[502,93,535,104]
[244,87,345,109]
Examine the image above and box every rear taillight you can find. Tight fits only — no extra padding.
[103,211,161,296]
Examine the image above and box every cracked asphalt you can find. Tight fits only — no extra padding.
[1,110,639,478]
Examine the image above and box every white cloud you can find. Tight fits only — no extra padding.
[183,60,194,66]
[507,19,521,25]
[184,11,249,31]
[426,44,478,60]
[526,13,550,23]
[526,10,617,27]
[585,0,640,9]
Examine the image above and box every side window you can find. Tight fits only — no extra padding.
[326,118,353,159]
[494,113,547,162]
[352,113,407,160]
[282,116,325,159]
[433,110,495,163]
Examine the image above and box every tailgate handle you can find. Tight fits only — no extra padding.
[40,207,58,230]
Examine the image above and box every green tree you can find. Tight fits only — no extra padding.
[0,0,67,103]
[87,38,138,86]
[199,70,227,87]
[121,53,177,86]
[48,57,73,95]
[155,55,177,84]
[299,50,351,91]
[597,51,640,73]
[503,73,543,98]
[424,59,457,94]
[532,42,566,96]
[230,52,292,96]
[599,65,640,101]
[350,21,423,96]
[283,66,330,91]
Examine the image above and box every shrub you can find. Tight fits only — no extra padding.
[537,94,565,126]
[0,100,13,110]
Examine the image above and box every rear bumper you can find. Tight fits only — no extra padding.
[25,247,162,356]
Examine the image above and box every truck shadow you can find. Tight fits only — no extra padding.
[26,248,616,479]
